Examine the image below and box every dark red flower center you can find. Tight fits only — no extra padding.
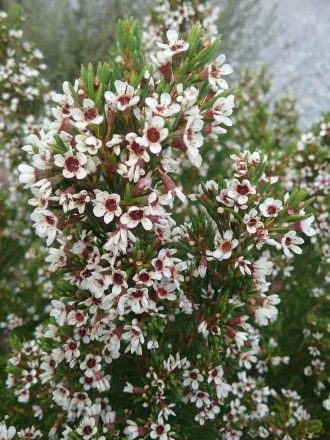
[132,289,144,299]
[129,209,144,221]
[156,425,165,435]
[267,205,277,215]
[87,358,96,368]
[139,272,150,282]
[83,425,93,435]
[69,341,77,350]
[65,156,80,173]
[113,272,124,285]
[105,198,117,212]
[236,184,249,196]
[131,140,145,155]
[147,127,160,143]
[45,215,55,225]
[84,107,98,121]
[118,95,131,107]
[221,240,232,253]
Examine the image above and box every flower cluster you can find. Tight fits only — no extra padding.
[8,18,322,438]
[143,0,221,55]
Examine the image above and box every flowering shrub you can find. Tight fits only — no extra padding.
[0,10,51,424]
[256,114,330,435]
[3,17,322,439]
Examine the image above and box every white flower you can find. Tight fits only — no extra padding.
[146,93,181,117]
[299,215,316,236]
[0,423,16,440]
[254,294,280,326]
[208,54,233,89]
[75,134,102,155]
[243,209,263,233]
[121,206,153,230]
[18,163,36,187]
[118,287,155,315]
[54,149,88,179]
[104,80,140,112]
[212,230,239,260]
[76,417,97,439]
[157,29,189,58]
[80,354,102,378]
[45,247,67,271]
[109,270,128,295]
[140,116,168,154]
[92,191,121,224]
[281,231,304,257]
[227,179,256,205]
[122,322,145,355]
[30,208,58,245]
[259,198,283,217]
[72,98,103,129]
[183,368,203,390]
[124,420,141,440]
[208,366,224,384]
[191,391,211,408]
[150,418,172,439]
[183,115,204,167]
[126,132,150,164]
[212,95,234,126]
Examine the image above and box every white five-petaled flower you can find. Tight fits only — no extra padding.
[92,190,121,224]
[212,230,239,260]
[72,98,104,129]
[259,198,283,218]
[140,116,168,154]
[208,54,233,89]
[212,95,234,126]
[118,287,154,315]
[146,93,181,117]
[126,132,150,165]
[150,418,173,440]
[76,416,97,439]
[110,270,128,295]
[54,149,88,179]
[183,368,204,390]
[281,231,304,257]
[104,80,140,112]
[75,134,102,155]
[157,29,189,58]
[30,208,58,245]
[80,354,102,378]
[227,179,256,205]
[243,209,263,234]
[121,206,153,230]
